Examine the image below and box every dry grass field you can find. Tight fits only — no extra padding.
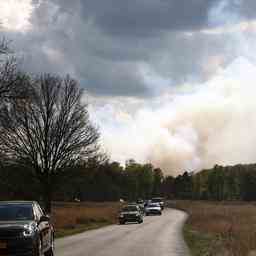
[171,201,256,256]
[50,200,256,255]
[51,202,121,238]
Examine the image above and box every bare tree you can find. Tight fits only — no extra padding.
[0,74,100,212]
[0,39,28,102]
[0,39,9,54]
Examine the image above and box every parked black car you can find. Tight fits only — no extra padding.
[119,205,143,224]
[0,201,54,256]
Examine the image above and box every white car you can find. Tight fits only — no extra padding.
[145,203,162,215]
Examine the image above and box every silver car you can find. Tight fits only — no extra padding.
[145,203,162,215]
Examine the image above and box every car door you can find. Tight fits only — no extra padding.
[34,203,51,252]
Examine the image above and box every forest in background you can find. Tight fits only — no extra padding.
[2,159,256,202]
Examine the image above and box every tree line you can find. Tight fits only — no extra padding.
[0,159,164,203]
[161,164,256,201]
[3,154,256,204]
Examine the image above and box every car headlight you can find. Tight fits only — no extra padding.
[23,224,35,237]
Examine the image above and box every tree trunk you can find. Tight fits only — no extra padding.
[42,179,52,214]
[43,192,52,214]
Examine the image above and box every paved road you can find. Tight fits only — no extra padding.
[56,209,189,256]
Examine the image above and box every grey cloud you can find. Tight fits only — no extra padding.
[81,0,218,37]
[1,0,253,98]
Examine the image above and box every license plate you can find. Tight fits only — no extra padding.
[0,241,7,249]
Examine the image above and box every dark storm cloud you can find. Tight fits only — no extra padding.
[2,0,255,98]
[80,0,218,37]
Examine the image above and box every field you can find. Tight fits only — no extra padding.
[51,202,121,238]
[172,201,256,256]
[50,200,256,255]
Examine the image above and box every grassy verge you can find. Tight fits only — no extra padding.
[171,201,256,256]
[183,225,223,256]
[51,202,120,239]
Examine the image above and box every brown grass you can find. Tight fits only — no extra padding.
[51,202,121,237]
[172,201,256,256]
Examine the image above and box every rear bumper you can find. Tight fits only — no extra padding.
[119,216,141,222]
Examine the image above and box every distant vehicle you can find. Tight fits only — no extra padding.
[144,200,151,207]
[151,197,165,209]
[145,202,162,215]
[136,199,144,204]
[119,205,143,224]
[136,199,145,213]
[0,201,54,256]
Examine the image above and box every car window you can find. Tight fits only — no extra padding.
[36,203,44,216]
[152,198,161,203]
[122,206,138,211]
[0,204,34,221]
[148,204,159,207]
[33,203,43,220]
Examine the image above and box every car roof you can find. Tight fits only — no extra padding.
[0,201,36,205]
[124,204,139,208]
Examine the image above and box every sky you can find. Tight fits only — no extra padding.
[1,0,256,175]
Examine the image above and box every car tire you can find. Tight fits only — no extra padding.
[45,236,54,256]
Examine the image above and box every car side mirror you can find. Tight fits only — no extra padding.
[40,215,50,223]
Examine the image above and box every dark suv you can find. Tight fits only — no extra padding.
[119,205,143,224]
[0,201,54,256]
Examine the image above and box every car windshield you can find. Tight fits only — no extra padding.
[148,204,159,207]
[122,206,138,212]
[152,198,162,203]
[0,204,34,221]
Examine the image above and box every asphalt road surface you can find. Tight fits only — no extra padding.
[56,209,189,256]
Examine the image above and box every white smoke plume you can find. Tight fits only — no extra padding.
[90,57,256,175]
[89,1,256,176]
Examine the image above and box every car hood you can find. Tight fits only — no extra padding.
[121,211,139,215]
[146,207,161,210]
[0,221,34,230]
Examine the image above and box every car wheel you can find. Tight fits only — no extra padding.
[45,236,54,256]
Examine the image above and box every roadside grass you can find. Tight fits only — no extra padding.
[51,202,120,238]
[171,201,256,256]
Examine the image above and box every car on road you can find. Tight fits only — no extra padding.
[145,202,162,215]
[136,199,145,214]
[119,205,143,224]
[151,197,165,210]
[0,201,54,256]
